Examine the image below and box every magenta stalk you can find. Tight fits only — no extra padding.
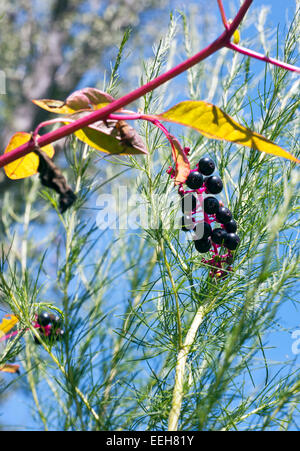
[217,0,230,30]
[227,42,300,73]
[0,0,253,170]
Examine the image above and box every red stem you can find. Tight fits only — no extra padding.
[227,42,300,73]
[0,329,21,342]
[33,118,76,138]
[217,0,230,30]
[0,0,253,169]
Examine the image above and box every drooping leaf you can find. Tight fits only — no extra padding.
[0,315,19,334]
[32,99,76,115]
[66,87,115,111]
[63,113,148,155]
[74,123,148,155]
[0,364,20,374]
[32,87,115,115]
[36,148,77,213]
[114,120,148,154]
[156,101,300,163]
[169,135,190,185]
[4,133,55,180]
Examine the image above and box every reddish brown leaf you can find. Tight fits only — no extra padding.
[0,364,20,374]
[169,135,190,185]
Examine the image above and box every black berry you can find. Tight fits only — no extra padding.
[216,207,232,224]
[37,311,51,327]
[194,221,212,240]
[224,219,237,233]
[49,313,61,328]
[205,175,223,194]
[55,329,65,341]
[181,215,195,232]
[195,237,211,253]
[198,157,215,176]
[185,171,204,190]
[211,228,227,245]
[33,312,64,346]
[181,193,197,213]
[224,233,240,250]
[203,196,220,214]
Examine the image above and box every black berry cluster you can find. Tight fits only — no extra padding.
[33,311,64,345]
[179,156,240,278]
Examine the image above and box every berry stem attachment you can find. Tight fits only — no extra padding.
[33,118,76,140]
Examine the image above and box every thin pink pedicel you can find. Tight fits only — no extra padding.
[0,319,53,344]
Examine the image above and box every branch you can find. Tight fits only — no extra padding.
[0,0,253,170]
[227,42,300,74]
[217,0,229,30]
[168,305,206,431]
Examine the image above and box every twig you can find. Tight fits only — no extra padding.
[217,0,230,30]
[227,42,300,73]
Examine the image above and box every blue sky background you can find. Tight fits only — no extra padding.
[1,0,299,430]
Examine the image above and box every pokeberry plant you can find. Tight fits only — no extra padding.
[0,0,299,432]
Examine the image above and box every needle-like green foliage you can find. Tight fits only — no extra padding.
[0,3,299,431]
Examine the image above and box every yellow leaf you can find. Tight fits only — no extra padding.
[63,113,148,155]
[74,127,147,155]
[32,87,116,115]
[0,364,20,374]
[32,99,76,115]
[0,315,19,334]
[4,132,55,180]
[157,101,300,163]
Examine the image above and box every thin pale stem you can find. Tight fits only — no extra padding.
[25,337,49,431]
[168,305,206,431]
[21,181,37,276]
[102,249,158,412]
[29,324,100,424]
[160,239,183,348]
